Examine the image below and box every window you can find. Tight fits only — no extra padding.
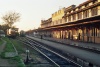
[91,7,97,16]
[85,3,88,7]
[65,17,67,22]
[77,12,82,19]
[69,11,71,14]
[72,14,76,21]
[83,10,89,18]
[68,15,71,22]
[78,7,81,10]
[93,0,98,4]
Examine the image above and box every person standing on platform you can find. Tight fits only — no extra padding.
[40,35,43,39]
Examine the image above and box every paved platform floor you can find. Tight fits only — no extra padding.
[34,36,100,50]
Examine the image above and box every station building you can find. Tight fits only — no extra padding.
[34,0,100,44]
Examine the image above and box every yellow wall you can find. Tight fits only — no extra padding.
[98,6,100,15]
[89,2,93,6]
[97,0,100,16]
[98,0,100,2]
[52,8,65,22]
[82,6,85,9]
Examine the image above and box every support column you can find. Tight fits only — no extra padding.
[93,27,95,43]
[62,30,65,39]
[86,28,89,42]
[82,28,84,41]
[72,29,73,40]
[68,31,70,39]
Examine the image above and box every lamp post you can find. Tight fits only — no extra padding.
[25,48,29,64]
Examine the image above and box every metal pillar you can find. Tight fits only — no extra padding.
[25,48,29,64]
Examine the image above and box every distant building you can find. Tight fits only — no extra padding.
[7,28,19,36]
[41,18,52,28]
[34,0,100,43]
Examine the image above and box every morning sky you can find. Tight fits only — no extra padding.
[0,0,87,31]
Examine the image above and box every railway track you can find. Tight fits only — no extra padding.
[18,37,82,67]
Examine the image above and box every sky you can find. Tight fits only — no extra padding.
[0,0,87,31]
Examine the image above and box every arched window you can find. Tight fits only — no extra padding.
[91,7,97,16]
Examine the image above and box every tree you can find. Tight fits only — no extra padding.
[2,11,20,28]
[1,24,10,34]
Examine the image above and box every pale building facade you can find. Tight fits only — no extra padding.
[36,0,100,43]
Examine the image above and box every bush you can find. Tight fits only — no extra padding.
[0,52,5,58]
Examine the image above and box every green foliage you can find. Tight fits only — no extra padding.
[0,52,5,58]
[0,37,15,59]
[11,39,25,54]
[10,39,25,67]
[12,56,21,61]
[1,37,25,67]
[4,38,15,52]
[12,56,25,67]
[0,38,3,45]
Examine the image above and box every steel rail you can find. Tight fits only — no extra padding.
[25,37,82,67]
[18,38,60,67]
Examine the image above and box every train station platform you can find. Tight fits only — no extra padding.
[33,36,100,51]
[45,37,100,50]
[27,35,100,66]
